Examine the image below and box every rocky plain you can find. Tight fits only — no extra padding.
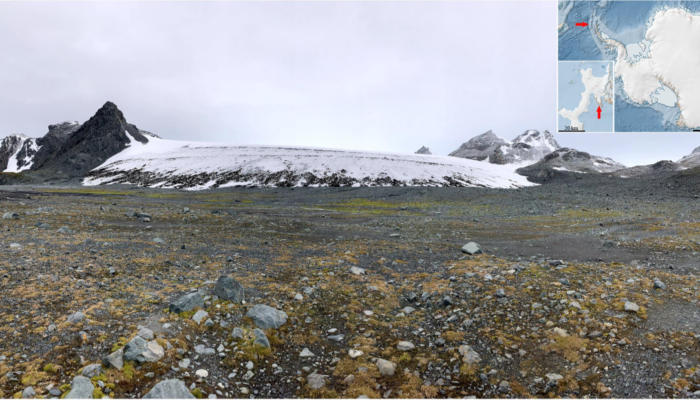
[1,168,700,399]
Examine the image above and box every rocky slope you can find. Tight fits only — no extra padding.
[29,122,82,171]
[612,160,685,178]
[517,148,626,181]
[0,134,32,172]
[32,102,149,176]
[677,146,700,168]
[449,130,560,166]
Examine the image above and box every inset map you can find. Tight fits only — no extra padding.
[558,1,700,132]
[558,61,613,133]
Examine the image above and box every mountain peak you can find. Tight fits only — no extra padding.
[415,146,432,155]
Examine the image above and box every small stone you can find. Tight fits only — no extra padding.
[204,318,214,327]
[192,310,209,324]
[624,301,639,313]
[350,266,366,275]
[194,345,216,355]
[22,386,35,399]
[349,349,364,358]
[196,369,209,378]
[461,242,483,255]
[458,345,482,364]
[253,329,271,348]
[232,327,245,340]
[300,348,315,357]
[396,341,415,351]
[138,327,155,340]
[102,348,124,370]
[179,358,191,369]
[294,293,303,301]
[375,359,396,376]
[654,280,666,290]
[67,312,85,324]
[307,373,328,390]
[81,364,104,378]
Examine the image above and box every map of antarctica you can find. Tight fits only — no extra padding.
[558,1,700,132]
[558,61,613,132]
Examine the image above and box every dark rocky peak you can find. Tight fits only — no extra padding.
[449,130,508,160]
[415,146,432,155]
[32,101,149,176]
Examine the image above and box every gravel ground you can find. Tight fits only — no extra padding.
[1,170,700,399]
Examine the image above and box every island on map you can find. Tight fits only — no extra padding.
[558,1,700,132]
[558,61,613,133]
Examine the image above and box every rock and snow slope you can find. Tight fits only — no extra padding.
[84,136,535,189]
[517,148,626,181]
[449,130,560,167]
[0,134,39,172]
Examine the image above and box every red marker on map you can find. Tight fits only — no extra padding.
[596,106,602,119]
[575,22,589,27]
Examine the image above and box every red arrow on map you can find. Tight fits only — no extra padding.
[575,22,589,27]
[597,106,602,119]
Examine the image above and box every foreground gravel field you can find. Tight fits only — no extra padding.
[1,172,700,399]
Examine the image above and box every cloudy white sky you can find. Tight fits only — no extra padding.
[0,1,695,167]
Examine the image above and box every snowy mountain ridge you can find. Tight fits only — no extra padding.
[83,134,535,189]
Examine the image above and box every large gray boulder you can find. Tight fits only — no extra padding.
[246,304,288,330]
[123,336,164,363]
[169,292,204,314]
[64,376,94,399]
[214,276,245,304]
[143,379,194,399]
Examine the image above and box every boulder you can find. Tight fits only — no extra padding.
[102,348,124,370]
[123,336,164,363]
[461,242,483,255]
[169,293,204,314]
[246,304,288,329]
[307,373,328,390]
[214,276,245,304]
[64,376,94,399]
[143,379,194,399]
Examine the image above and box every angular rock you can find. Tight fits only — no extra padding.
[102,348,124,371]
[213,276,245,304]
[624,301,639,313]
[253,329,270,348]
[461,242,483,255]
[123,336,164,363]
[231,327,245,340]
[349,266,366,275]
[375,359,396,376]
[396,341,415,351]
[64,376,94,399]
[246,304,288,329]
[81,364,104,378]
[22,386,35,399]
[458,345,482,364]
[307,373,328,390]
[143,379,195,399]
[300,348,315,357]
[169,293,204,314]
[192,310,209,324]
[138,327,155,340]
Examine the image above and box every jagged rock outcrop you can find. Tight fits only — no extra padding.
[29,122,81,171]
[449,130,560,166]
[449,130,508,161]
[517,148,625,182]
[415,146,432,155]
[33,102,149,176]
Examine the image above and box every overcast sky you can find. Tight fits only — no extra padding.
[0,1,694,167]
